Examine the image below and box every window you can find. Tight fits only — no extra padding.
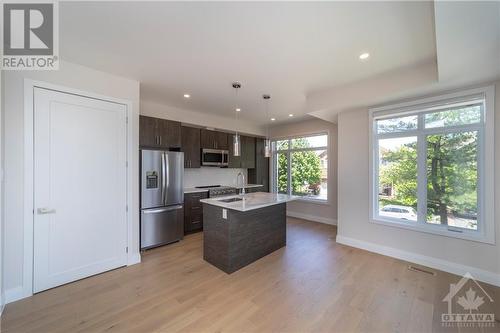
[272,133,328,201]
[370,87,495,243]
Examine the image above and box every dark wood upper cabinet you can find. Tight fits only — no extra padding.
[139,115,181,149]
[228,135,255,169]
[248,138,270,191]
[241,136,255,169]
[200,129,213,149]
[200,129,229,150]
[141,116,257,171]
[181,126,201,168]
[216,131,229,150]
[158,118,181,148]
[139,116,158,148]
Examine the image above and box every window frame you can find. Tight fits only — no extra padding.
[369,86,495,244]
[271,132,329,203]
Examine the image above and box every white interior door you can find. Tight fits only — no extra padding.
[33,87,128,293]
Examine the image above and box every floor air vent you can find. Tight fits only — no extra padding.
[408,265,436,276]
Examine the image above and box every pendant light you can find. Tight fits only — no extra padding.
[232,82,241,157]
[263,94,271,157]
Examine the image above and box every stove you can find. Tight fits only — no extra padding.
[208,186,238,197]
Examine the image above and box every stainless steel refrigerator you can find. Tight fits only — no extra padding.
[141,150,184,250]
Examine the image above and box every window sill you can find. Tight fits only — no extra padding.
[370,217,494,245]
[295,198,329,205]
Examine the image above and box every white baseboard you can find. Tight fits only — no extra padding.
[127,252,141,266]
[5,286,27,304]
[336,235,500,287]
[287,211,337,225]
[5,254,141,306]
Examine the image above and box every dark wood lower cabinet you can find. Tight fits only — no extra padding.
[184,191,208,233]
[203,203,286,274]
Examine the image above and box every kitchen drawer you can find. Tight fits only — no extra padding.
[141,205,184,250]
[184,192,208,234]
[185,210,203,232]
[187,193,207,207]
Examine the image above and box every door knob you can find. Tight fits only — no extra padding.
[37,208,56,215]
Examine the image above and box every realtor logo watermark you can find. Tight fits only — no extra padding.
[2,1,59,70]
[442,272,495,329]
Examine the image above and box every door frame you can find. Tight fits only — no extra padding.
[22,79,138,299]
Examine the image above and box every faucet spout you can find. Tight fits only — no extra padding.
[237,172,246,195]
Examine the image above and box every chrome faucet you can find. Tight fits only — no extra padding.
[237,172,246,195]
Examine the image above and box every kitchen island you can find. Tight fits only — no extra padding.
[200,192,297,273]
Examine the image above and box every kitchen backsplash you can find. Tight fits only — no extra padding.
[184,167,248,188]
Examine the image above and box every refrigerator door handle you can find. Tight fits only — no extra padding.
[161,152,166,204]
[165,153,170,205]
[142,205,183,214]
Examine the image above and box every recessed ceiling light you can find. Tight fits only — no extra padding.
[270,118,276,121]
[235,108,241,112]
[183,94,190,98]
[359,52,370,60]
[289,114,294,117]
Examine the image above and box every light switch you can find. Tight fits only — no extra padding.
[222,209,227,219]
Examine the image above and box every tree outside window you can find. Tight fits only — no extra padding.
[273,134,328,201]
[376,105,481,231]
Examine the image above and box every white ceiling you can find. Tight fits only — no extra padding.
[307,1,500,123]
[60,1,437,125]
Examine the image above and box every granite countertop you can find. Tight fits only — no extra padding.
[183,187,210,194]
[200,192,297,212]
[184,184,263,194]
[231,184,263,189]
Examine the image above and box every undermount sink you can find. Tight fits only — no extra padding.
[218,197,243,203]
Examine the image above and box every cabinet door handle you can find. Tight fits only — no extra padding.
[159,136,162,146]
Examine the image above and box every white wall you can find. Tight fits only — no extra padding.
[336,81,500,286]
[2,61,141,303]
[141,100,265,136]
[184,168,247,188]
[269,118,338,225]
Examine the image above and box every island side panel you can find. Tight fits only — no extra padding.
[203,203,230,272]
[228,203,286,273]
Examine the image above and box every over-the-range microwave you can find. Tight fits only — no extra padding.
[201,148,229,167]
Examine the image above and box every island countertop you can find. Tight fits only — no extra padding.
[200,192,297,212]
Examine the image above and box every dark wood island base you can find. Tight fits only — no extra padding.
[203,202,286,273]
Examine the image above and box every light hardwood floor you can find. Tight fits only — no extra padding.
[2,218,499,333]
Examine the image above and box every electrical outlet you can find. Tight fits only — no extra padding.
[222,209,227,219]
